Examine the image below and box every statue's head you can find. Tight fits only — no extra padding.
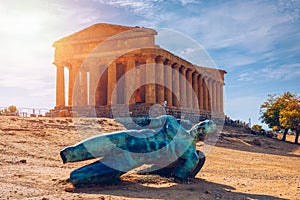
[190,120,217,141]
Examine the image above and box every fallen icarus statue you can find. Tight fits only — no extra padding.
[60,115,217,186]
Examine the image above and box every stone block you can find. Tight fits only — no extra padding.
[58,110,68,117]
[69,111,78,118]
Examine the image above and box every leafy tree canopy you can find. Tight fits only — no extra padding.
[260,92,300,143]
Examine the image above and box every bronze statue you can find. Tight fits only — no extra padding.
[60,115,217,185]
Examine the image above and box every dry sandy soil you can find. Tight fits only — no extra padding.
[0,116,299,200]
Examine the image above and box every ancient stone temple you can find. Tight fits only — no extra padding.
[52,23,226,121]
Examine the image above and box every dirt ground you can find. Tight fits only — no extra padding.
[0,116,299,200]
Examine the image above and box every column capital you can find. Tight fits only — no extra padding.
[69,60,83,71]
[192,71,199,76]
[186,68,194,75]
[187,67,193,71]
[146,54,156,62]
[164,59,172,66]
[203,76,211,81]
[155,55,164,64]
[125,56,136,62]
[179,65,188,72]
[172,63,180,69]
[53,61,66,68]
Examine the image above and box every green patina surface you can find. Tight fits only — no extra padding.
[60,115,217,185]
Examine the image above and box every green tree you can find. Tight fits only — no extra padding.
[0,105,18,115]
[8,105,17,113]
[260,92,297,142]
[252,124,263,132]
[280,98,300,144]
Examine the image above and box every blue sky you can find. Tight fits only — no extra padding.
[0,0,299,127]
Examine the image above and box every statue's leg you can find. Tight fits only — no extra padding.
[138,158,185,178]
[139,151,206,179]
[69,153,141,186]
[187,150,206,178]
[69,160,125,186]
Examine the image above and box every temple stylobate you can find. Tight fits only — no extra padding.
[52,23,226,121]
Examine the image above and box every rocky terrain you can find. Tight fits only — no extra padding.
[0,116,299,200]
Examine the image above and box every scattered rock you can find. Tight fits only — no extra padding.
[251,138,261,146]
[19,159,27,164]
[205,190,211,194]
[64,187,75,193]
[215,193,222,199]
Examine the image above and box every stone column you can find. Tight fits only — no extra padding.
[216,82,221,114]
[55,64,65,108]
[96,64,108,106]
[203,76,209,113]
[208,78,212,113]
[155,56,164,105]
[179,66,187,108]
[164,60,173,107]
[88,62,100,106]
[192,72,199,109]
[198,75,204,111]
[107,62,117,105]
[186,69,193,108]
[146,56,156,104]
[80,69,88,106]
[139,60,146,103]
[172,63,180,107]
[126,57,136,104]
[211,80,215,113]
[67,64,74,107]
[214,80,218,113]
[220,82,224,114]
[215,81,219,113]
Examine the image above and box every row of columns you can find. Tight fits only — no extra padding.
[54,54,224,114]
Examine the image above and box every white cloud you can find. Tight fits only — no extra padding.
[276,0,300,22]
[155,1,294,55]
[237,72,254,82]
[97,0,165,26]
[178,0,198,6]
[259,64,300,80]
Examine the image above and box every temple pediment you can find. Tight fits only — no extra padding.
[53,23,157,47]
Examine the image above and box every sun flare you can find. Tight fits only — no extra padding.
[4,14,41,35]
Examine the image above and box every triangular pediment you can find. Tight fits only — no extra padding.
[53,23,144,46]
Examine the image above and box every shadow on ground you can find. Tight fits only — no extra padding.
[71,178,287,200]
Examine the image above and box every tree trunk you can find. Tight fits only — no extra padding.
[281,129,288,141]
[295,130,299,144]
